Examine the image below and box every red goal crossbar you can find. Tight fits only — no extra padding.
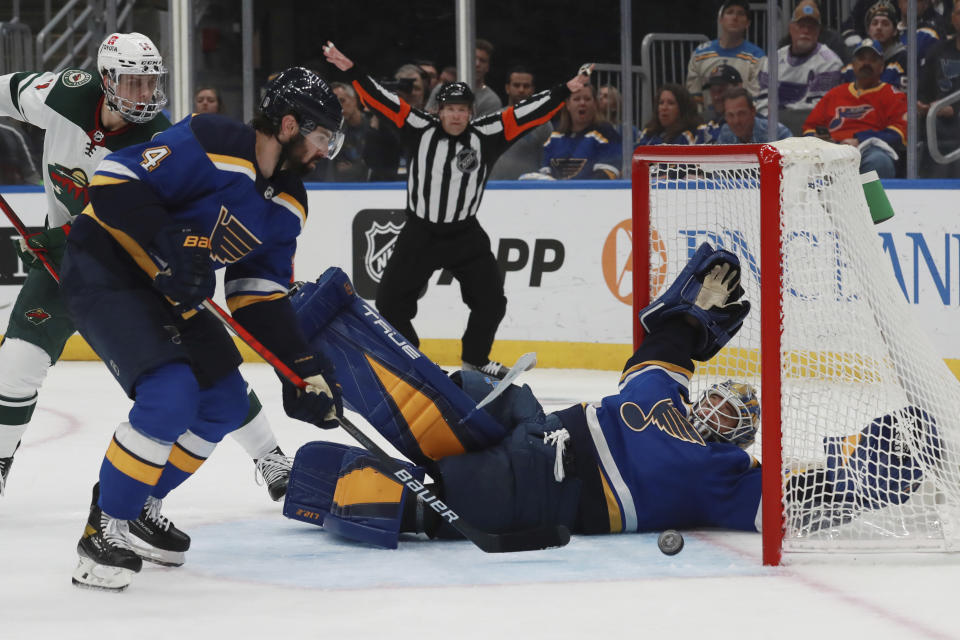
[631,144,785,565]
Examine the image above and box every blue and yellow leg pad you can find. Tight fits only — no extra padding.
[284,441,424,549]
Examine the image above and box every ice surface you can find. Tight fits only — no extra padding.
[3,362,959,639]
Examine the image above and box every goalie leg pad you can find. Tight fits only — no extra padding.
[824,406,942,509]
[291,268,508,466]
[323,448,424,549]
[283,441,357,527]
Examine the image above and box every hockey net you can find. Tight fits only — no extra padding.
[632,138,960,565]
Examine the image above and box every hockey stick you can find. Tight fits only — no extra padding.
[473,352,537,411]
[0,193,60,283]
[201,298,571,553]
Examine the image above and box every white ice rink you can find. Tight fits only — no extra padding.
[3,361,960,640]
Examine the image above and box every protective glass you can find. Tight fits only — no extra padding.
[303,126,344,159]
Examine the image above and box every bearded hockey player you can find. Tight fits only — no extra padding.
[0,33,297,506]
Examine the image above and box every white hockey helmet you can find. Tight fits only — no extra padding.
[97,32,168,123]
[690,380,760,448]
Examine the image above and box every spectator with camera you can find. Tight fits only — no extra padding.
[686,0,766,110]
[636,84,700,146]
[757,0,843,114]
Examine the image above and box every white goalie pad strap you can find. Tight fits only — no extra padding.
[176,429,217,459]
[114,421,173,466]
[0,338,52,398]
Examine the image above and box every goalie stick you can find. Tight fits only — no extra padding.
[201,299,571,553]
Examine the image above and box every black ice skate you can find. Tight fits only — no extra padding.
[462,359,510,379]
[127,494,191,567]
[0,441,20,496]
[72,499,142,592]
[255,447,292,501]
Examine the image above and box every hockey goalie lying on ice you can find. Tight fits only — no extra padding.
[284,243,944,548]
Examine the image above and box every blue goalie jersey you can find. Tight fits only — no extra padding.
[576,360,762,533]
[84,113,307,313]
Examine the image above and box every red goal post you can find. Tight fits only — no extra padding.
[632,143,785,565]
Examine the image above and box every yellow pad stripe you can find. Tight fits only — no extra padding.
[365,354,465,460]
[168,443,206,474]
[599,468,623,533]
[89,175,129,186]
[105,439,164,486]
[333,467,404,507]
[82,206,162,279]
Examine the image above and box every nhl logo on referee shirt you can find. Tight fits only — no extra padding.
[455,148,479,173]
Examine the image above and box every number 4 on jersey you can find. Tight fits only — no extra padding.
[140,145,171,171]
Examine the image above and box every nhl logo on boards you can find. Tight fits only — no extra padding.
[62,70,92,88]
[456,148,479,173]
[364,221,403,284]
[24,308,51,325]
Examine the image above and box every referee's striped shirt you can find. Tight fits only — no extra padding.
[351,72,568,223]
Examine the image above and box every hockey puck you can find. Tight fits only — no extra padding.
[658,530,684,555]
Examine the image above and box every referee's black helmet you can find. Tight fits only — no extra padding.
[436,82,475,107]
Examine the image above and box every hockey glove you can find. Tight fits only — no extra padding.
[281,351,343,429]
[14,223,70,271]
[638,242,750,361]
[151,225,216,309]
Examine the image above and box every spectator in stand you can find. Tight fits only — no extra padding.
[841,2,907,91]
[803,38,907,178]
[694,64,743,143]
[716,87,792,143]
[193,86,223,114]
[416,60,440,92]
[686,0,766,109]
[919,2,960,177]
[636,84,700,145]
[897,0,949,60]
[529,84,621,180]
[362,63,428,181]
[776,0,851,63]
[394,64,428,110]
[598,84,639,147]
[439,66,457,85]
[758,0,843,114]
[426,39,502,116]
[489,67,554,180]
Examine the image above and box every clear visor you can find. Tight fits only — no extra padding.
[303,126,345,159]
[106,70,168,124]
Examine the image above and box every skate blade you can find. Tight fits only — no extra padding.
[72,557,135,591]
[128,540,185,567]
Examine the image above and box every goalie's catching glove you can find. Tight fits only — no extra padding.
[14,223,70,271]
[638,241,750,361]
[282,351,343,429]
[151,225,216,309]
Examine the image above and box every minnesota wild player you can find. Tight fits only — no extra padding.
[0,32,293,506]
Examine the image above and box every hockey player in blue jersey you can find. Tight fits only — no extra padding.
[61,67,346,591]
[281,244,941,549]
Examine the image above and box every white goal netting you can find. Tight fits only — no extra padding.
[639,137,960,553]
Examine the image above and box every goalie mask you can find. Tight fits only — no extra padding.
[690,380,759,448]
[97,32,168,124]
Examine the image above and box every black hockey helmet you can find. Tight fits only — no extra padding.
[259,66,344,138]
[436,81,475,107]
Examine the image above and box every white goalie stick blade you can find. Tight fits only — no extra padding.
[474,352,537,410]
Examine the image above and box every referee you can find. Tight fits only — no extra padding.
[324,41,592,377]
